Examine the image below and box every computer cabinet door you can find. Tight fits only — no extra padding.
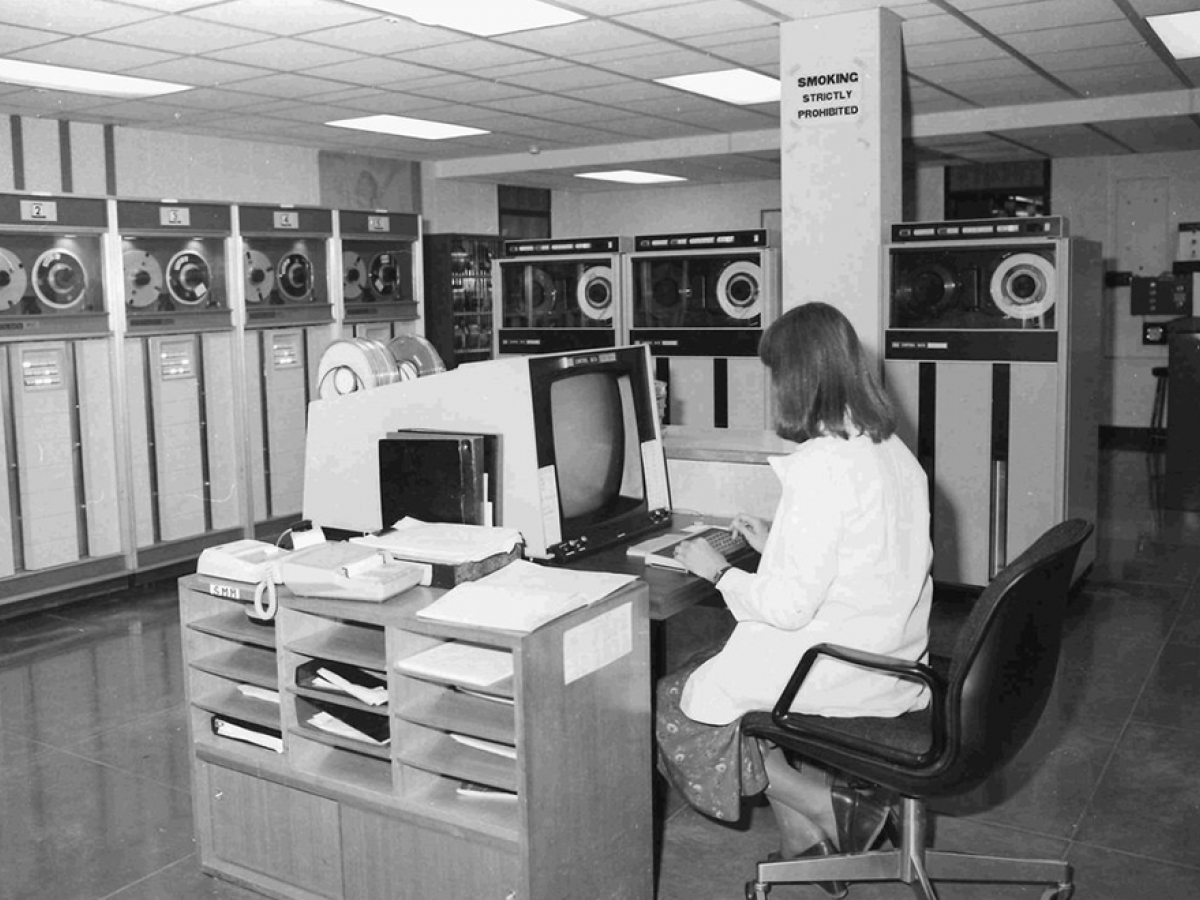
[341,807,519,900]
[201,764,344,900]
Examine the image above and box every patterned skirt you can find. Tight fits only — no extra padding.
[654,655,768,822]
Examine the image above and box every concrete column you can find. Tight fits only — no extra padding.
[779,8,904,357]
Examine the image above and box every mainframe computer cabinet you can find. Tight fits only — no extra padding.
[179,573,653,900]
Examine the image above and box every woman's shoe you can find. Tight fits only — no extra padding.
[830,780,895,854]
[766,840,848,899]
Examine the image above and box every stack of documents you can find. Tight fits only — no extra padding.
[415,560,636,632]
[352,518,524,565]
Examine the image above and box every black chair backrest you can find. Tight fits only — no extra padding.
[936,519,1092,795]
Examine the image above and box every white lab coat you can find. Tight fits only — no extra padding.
[680,432,934,726]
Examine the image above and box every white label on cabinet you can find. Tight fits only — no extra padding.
[563,603,631,685]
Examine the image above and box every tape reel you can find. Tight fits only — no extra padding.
[317,338,401,400]
[245,249,274,304]
[387,334,446,381]
[278,252,313,302]
[124,249,165,308]
[343,251,367,301]
[577,265,614,321]
[0,246,28,312]
[316,334,445,399]
[167,250,211,306]
[529,267,557,311]
[715,260,762,320]
[368,252,400,298]
[32,248,88,311]
[990,253,1056,320]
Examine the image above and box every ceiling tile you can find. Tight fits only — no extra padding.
[969,0,1125,34]
[996,123,1134,157]
[904,37,1008,68]
[182,0,377,35]
[0,22,62,55]
[495,19,656,55]
[296,15,459,55]
[303,56,440,86]
[89,15,268,55]
[123,56,274,88]
[395,40,544,71]
[901,12,981,45]
[1004,20,1145,56]
[1073,65,1192,96]
[496,65,628,93]
[0,0,161,34]
[11,36,181,72]
[1035,43,1164,73]
[947,74,1078,106]
[613,0,782,40]
[207,36,366,70]
[406,80,535,104]
[587,47,729,79]
[210,71,351,100]
[550,0,694,14]
[477,93,592,115]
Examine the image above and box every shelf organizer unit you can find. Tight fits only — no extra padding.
[179,573,653,900]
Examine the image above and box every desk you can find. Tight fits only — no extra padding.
[179,573,653,900]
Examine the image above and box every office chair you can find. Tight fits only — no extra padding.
[741,518,1093,900]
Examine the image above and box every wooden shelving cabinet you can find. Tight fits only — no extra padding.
[179,573,653,900]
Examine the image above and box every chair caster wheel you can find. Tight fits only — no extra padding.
[745,880,769,900]
[1040,883,1074,900]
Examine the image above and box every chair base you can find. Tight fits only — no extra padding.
[746,799,1073,900]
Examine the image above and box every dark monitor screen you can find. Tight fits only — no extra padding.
[530,349,667,559]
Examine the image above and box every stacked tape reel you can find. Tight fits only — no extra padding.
[0,247,28,312]
[343,251,367,301]
[278,252,313,302]
[368,252,400,298]
[577,265,614,321]
[123,249,164,308]
[245,249,275,304]
[167,250,211,306]
[317,334,445,400]
[33,248,88,311]
[715,260,763,320]
[991,253,1056,320]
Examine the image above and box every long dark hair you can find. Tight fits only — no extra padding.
[759,302,895,443]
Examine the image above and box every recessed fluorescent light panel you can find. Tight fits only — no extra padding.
[1148,11,1200,59]
[0,59,191,97]
[360,0,584,36]
[326,114,488,140]
[576,170,687,185]
[656,68,780,105]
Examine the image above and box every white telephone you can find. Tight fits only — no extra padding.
[197,539,291,621]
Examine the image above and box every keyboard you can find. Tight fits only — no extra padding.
[626,526,749,571]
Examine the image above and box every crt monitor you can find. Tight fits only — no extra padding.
[303,344,672,561]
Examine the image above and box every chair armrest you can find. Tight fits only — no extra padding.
[770,642,948,762]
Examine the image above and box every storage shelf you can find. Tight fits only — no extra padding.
[189,609,276,649]
[394,690,514,744]
[192,686,282,729]
[180,573,652,900]
[193,645,277,687]
[286,626,386,671]
[289,722,391,761]
[395,732,517,793]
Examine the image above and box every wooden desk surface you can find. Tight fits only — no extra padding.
[561,513,755,621]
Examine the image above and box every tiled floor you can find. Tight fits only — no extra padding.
[1,442,1198,900]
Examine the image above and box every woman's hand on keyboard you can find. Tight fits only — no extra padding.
[673,537,727,583]
[730,514,770,554]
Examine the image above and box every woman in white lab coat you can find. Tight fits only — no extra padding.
[658,302,933,893]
